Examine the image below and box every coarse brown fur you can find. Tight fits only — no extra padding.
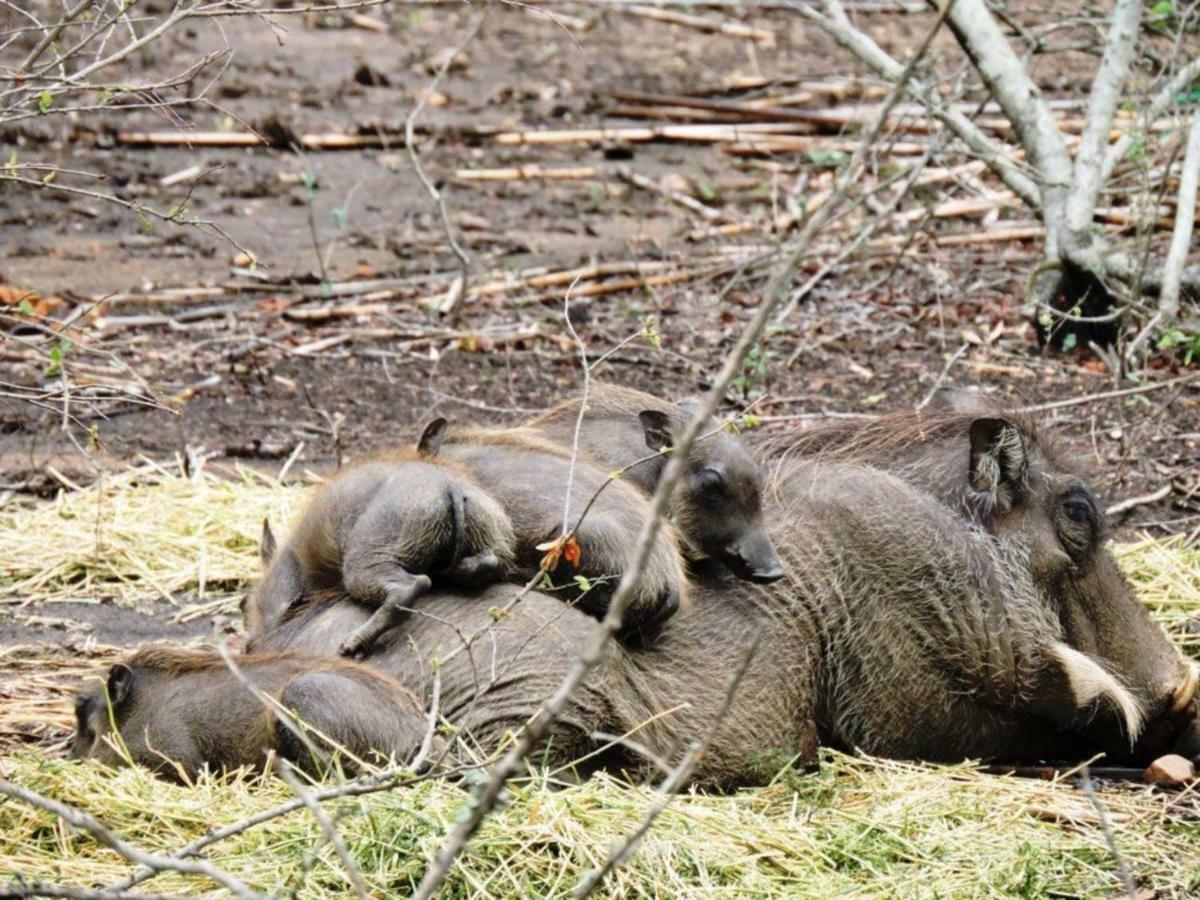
[71,645,430,780]
[254,407,1199,787]
[435,422,691,642]
[752,400,1196,760]
[530,385,785,584]
[246,421,516,657]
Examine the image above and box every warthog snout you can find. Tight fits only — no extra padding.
[723,531,786,584]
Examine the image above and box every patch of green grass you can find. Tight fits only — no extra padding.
[3,751,1198,897]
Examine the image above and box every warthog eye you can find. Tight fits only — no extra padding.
[698,468,727,492]
[1063,500,1092,524]
[1056,488,1100,558]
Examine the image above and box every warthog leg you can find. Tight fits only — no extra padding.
[339,573,433,659]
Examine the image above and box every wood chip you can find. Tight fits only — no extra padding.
[1144,754,1195,786]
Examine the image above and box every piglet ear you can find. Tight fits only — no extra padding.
[107,664,133,707]
[417,417,449,457]
[639,410,673,452]
[969,417,1027,499]
[261,518,277,568]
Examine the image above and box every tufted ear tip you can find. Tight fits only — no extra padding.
[968,417,1027,498]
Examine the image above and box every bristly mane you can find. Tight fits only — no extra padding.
[751,406,1061,469]
[127,644,229,674]
[446,424,578,458]
[530,384,679,425]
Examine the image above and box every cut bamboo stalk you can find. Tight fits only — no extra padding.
[935,226,1044,246]
[722,137,928,156]
[491,122,817,146]
[619,5,775,44]
[608,104,769,125]
[455,165,601,181]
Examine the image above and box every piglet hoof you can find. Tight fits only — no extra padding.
[338,635,371,660]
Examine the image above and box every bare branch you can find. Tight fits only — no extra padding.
[795,0,1042,208]
[406,10,488,316]
[1158,113,1200,323]
[276,760,369,900]
[1102,56,1200,182]
[932,0,1074,255]
[572,635,762,898]
[410,13,943,895]
[1066,0,1143,236]
[0,780,261,898]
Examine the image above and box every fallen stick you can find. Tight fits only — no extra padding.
[615,166,722,220]
[1016,371,1200,414]
[607,103,771,125]
[618,4,775,43]
[491,122,816,146]
[117,131,395,149]
[455,165,600,181]
[722,137,928,156]
[933,226,1044,246]
[1106,484,1174,517]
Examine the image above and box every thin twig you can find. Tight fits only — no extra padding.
[0,780,261,898]
[1015,371,1199,413]
[276,760,369,900]
[572,634,762,897]
[405,10,487,316]
[410,17,932,893]
[1078,765,1137,900]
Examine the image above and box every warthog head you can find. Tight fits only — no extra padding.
[641,407,785,584]
[756,402,1199,762]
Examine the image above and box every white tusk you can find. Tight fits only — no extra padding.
[1170,663,1200,716]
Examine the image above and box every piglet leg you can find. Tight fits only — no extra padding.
[339,572,432,659]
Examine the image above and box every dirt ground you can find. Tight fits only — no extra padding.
[2,3,1199,752]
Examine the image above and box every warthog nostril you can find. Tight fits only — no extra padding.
[1170,664,1200,716]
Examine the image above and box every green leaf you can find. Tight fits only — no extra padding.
[331,207,348,229]
[18,300,34,316]
[1149,0,1174,19]
[37,90,53,114]
[573,574,592,593]
[1061,332,1078,351]
[742,413,761,429]
[697,182,717,201]
[1157,327,1185,350]
[46,344,62,377]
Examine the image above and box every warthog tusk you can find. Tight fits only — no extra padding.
[1170,663,1200,716]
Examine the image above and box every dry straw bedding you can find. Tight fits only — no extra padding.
[0,463,1198,897]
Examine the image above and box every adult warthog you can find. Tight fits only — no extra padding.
[254,408,1199,787]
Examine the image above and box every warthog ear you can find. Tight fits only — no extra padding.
[969,417,1028,499]
[418,417,449,457]
[639,410,673,451]
[261,518,277,567]
[106,664,133,707]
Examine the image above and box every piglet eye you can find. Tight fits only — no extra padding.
[699,468,727,490]
[1063,501,1091,524]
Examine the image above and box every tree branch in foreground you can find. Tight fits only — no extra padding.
[409,10,948,894]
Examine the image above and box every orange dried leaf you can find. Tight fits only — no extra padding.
[562,535,581,568]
